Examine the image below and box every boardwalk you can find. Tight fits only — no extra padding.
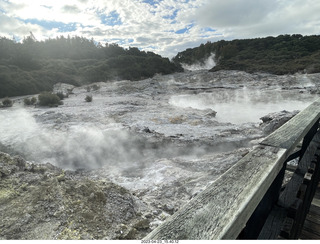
[300,183,320,239]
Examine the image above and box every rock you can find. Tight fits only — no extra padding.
[134,218,150,230]
[163,204,175,214]
[144,213,153,219]
[14,156,26,170]
[260,110,300,134]
[122,228,137,239]
[57,172,65,182]
[203,108,217,117]
[0,152,146,240]
[142,127,152,133]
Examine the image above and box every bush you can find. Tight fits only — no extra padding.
[2,97,13,107]
[91,84,100,91]
[85,95,92,102]
[56,92,65,100]
[38,92,63,107]
[24,97,37,106]
[31,97,37,104]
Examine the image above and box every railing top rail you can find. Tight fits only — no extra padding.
[261,99,320,151]
[144,98,320,240]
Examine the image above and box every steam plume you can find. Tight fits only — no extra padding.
[182,53,216,71]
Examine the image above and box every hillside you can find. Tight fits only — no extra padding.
[0,35,183,98]
[173,34,320,74]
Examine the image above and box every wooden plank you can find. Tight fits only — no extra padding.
[300,229,320,239]
[305,213,320,226]
[258,205,287,239]
[301,219,320,236]
[143,146,287,240]
[261,99,320,153]
[312,198,320,208]
[308,204,320,217]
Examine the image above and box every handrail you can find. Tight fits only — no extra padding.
[144,98,320,240]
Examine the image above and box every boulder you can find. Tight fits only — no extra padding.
[259,110,300,134]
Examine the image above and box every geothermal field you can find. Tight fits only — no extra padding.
[1,69,319,239]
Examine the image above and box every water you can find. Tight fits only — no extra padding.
[169,88,317,124]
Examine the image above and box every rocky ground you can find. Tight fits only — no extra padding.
[0,152,150,240]
[1,70,320,239]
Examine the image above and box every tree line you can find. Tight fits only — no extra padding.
[172,34,320,75]
[0,34,183,98]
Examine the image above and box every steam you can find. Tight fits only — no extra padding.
[0,109,151,170]
[182,53,216,71]
[169,88,316,124]
[0,108,229,171]
[299,74,315,88]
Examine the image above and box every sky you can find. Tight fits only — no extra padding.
[0,0,320,58]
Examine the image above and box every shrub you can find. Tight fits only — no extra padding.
[2,97,13,107]
[24,97,37,106]
[38,92,63,107]
[31,97,37,104]
[56,92,65,100]
[85,95,92,102]
[24,98,31,105]
[91,84,100,91]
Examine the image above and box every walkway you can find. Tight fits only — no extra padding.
[300,183,320,239]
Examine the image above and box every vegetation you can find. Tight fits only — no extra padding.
[38,92,63,107]
[56,92,66,100]
[23,97,37,106]
[0,35,183,98]
[1,97,13,107]
[173,34,320,75]
[85,95,93,102]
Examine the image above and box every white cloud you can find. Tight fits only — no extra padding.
[192,0,275,27]
[0,0,320,58]
[0,12,45,38]
[191,0,320,39]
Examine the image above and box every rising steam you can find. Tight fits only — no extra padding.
[182,53,216,71]
[0,108,151,170]
[169,88,316,124]
[0,108,223,171]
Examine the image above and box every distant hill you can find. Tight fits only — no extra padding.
[172,34,320,75]
[0,35,183,98]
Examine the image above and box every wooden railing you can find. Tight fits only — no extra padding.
[144,98,320,240]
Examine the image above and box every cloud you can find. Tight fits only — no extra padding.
[0,0,320,58]
[191,0,320,39]
[193,0,275,27]
[61,5,81,14]
[0,12,45,37]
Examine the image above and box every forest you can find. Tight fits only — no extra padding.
[0,34,183,98]
[172,34,320,75]
[2,34,320,98]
